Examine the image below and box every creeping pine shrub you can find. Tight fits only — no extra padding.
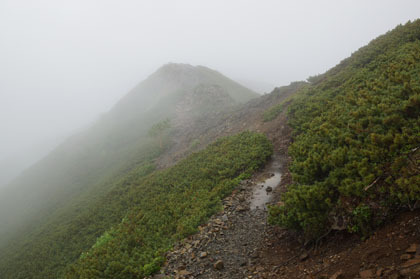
[263,102,285,122]
[269,20,420,240]
[66,132,273,278]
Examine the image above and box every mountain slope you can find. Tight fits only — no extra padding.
[113,63,256,121]
[66,132,272,278]
[145,20,420,279]
[269,20,420,239]
[0,64,258,279]
[2,19,419,279]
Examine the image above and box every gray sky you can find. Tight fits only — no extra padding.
[0,0,419,185]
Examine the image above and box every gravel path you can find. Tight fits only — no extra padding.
[153,154,284,279]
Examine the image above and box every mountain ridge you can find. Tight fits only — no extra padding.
[1,20,419,279]
[0,63,258,272]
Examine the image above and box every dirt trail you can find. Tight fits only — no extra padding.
[152,101,294,278]
[150,85,297,278]
[155,139,420,279]
[155,152,286,279]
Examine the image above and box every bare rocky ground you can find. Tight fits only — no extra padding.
[152,84,420,279]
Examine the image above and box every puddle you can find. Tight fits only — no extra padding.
[250,156,282,210]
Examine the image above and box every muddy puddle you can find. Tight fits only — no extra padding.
[250,155,282,210]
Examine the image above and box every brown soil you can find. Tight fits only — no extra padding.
[257,207,420,279]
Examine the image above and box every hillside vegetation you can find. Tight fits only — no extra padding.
[262,82,306,122]
[0,140,162,279]
[269,20,420,239]
[65,132,272,278]
[0,64,258,279]
[2,19,420,279]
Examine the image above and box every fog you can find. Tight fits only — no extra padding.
[0,0,419,187]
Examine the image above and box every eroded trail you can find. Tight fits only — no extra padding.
[149,69,420,278]
[155,153,285,279]
[150,85,300,278]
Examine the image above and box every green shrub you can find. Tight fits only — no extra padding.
[263,102,286,122]
[348,204,373,237]
[262,82,306,122]
[269,20,420,240]
[66,131,272,278]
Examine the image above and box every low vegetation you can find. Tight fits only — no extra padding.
[0,64,258,279]
[0,141,162,279]
[263,98,291,122]
[65,132,272,278]
[269,20,420,240]
[262,82,307,122]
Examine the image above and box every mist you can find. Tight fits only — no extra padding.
[1,0,419,187]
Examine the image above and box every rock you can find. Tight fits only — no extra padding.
[401,258,420,268]
[400,254,412,260]
[299,252,309,261]
[177,264,186,270]
[329,271,344,279]
[265,186,273,192]
[200,252,208,258]
[251,251,259,259]
[214,260,224,270]
[177,269,191,276]
[359,268,375,278]
[236,205,247,212]
[331,215,347,231]
[406,243,418,254]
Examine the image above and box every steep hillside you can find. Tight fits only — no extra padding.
[156,81,306,168]
[0,64,258,278]
[1,19,419,279]
[112,63,256,122]
[66,132,272,278]
[141,20,420,279]
[269,19,420,240]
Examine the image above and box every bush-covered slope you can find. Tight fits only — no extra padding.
[262,82,307,122]
[0,141,162,279]
[269,20,420,239]
[65,131,272,278]
[0,64,257,278]
[0,132,271,279]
